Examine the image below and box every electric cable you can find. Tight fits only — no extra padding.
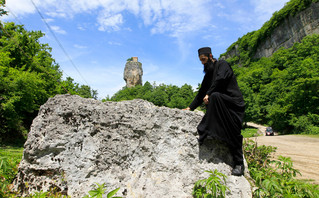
[30,0,91,87]
[4,4,74,82]
[0,24,71,95]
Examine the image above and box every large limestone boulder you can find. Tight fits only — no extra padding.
[13,95,251,198]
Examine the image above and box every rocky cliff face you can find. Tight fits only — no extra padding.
[254,2,319,58]
[224,2,319,60]
[124,59,143,88]
[13,95,251,198]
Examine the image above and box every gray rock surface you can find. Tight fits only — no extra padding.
[124,60,143,88]
[13,95,251,198]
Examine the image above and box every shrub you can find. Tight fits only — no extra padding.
[243,140,319,197]
[193,169,230,198]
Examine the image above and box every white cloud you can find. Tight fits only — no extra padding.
[4,0,35,16]
[51,25,67,34]
[77,26,86,31]
[4,0,290,38]
[69,0,101,12]
[43,18,54,23]
[97,13,124,32]
[108,41,122,46]
[5,0,213,38]
[251,0,289,23]
[74,44,87,49]
[144,0,213,37]
[45,11,68,18]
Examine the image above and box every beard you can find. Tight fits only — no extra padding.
[203,57,213,74]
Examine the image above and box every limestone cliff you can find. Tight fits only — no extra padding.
[13,95,251,198]
[254,2,319,58]
[223,2,319,60]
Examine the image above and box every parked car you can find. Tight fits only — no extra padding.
[265,127,274,136]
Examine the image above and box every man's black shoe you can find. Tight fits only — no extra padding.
[197,134,207,145]
[197,138,204,145]
[231,164,245,176]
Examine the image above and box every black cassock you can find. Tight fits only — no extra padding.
[189,60,245,164]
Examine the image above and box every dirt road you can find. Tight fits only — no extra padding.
[246,123,319,184]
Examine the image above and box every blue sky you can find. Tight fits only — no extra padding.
[2,0,289,99]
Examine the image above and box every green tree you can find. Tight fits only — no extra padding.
[149,84,169,106]
[0,22,63,142]
[0,0,7,16]
[234,34,319,134]
[107,81,196,109]
[0,22,98,144]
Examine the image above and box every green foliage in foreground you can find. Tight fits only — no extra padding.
[244,139,319,197]
[83,183,122,198]
[0,147,23,198]
[193,169,229,198]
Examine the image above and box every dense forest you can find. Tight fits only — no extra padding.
[1,0,318,145]
[234,34,319,134]
[0,6,97,144]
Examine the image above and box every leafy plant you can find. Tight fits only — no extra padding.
[27,189,70,198]
[193,169,230,198]
[83,183,122,198]
[29,191,49,198]
[243,139,319,197]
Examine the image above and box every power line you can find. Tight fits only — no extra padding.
[4,6,23,25]
[5,6,73,80]
[0,24,71,95]
[30,0,91,87]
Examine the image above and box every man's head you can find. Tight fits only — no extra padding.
[198,47,213,65]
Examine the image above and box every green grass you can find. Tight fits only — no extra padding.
[242,128,259,138]
[298,134,319,139]
[0,146,24,159]
[0,146,24,197]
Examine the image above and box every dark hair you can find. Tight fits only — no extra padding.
[199,53,213,59]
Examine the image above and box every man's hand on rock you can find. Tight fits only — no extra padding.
[183,107,191,111]
[203,95,209,105]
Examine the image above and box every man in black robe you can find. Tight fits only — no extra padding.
[184,47,245,176]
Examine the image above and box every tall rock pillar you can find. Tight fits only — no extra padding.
[124,57,143,88]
